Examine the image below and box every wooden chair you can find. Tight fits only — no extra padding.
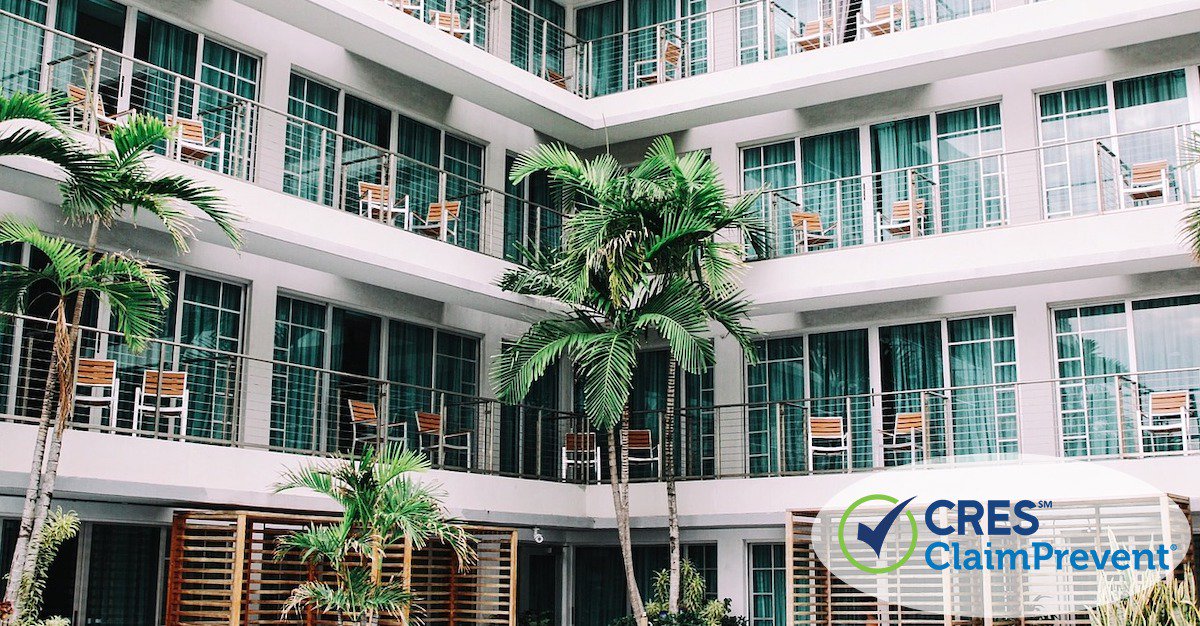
[1122,160,1170,204]
[385,0,424,20]
[166,116,224,168]
[348,399,408,450]
[412,201,460,241]
[429,10,473,43]
[358,182,411,228]
[67,84,135,133]
[881,411,925,465]
[788,17,834,52]
[545,68,571,90]
[879,198,926,238]
[133,370,189,438]
[808,415,849,471]
[858,2,907,38]
[1139,390,1191,454]
[73,358,119,426]
[626,429,661,476]
[633,36,684,86]
[415,410,473,467]
[561,432,601,481]
[790,211,839,251]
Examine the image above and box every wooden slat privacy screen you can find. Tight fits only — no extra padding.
[166,511,517,626]
[786,495,1195,626]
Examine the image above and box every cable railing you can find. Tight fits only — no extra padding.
[750,122,1199,259]
[0,8,570,262]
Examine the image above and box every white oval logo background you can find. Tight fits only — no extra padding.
[808,454,1192,618]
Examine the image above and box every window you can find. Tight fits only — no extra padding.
[742,141,797,256]
[936,103,1005,232]
[0,0,49,94]
[511,0,567,77]
[504,154,561,261]
[685,544,718,599]
[285,73,340,205]
[749,544,786,626]
[398,115,487,250]
[575,0,708,94]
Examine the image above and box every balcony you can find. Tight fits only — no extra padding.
[4,312,1199,487]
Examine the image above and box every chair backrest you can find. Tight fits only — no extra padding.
[1149,391,1190,416]
[790,211,823,233]
[805,18,833,35]
[358,182,390,203]
[433,10,461,29]
[427,201,461,224]
[347,399,378,424]
[67,84,104,115]
[77,358,117,387]
[167,116,207,144]
[891,198,926,222]
[416,411,443,434]
[565,432,597,451]
[142,370,187,398]
[809,416,845,438]
[893,412,924,434]
[1131,160,1169,185]
[875,2,901,21]
[627,429,653,450]
[663,40,683,65]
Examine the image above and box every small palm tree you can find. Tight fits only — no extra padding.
[275,445,475,626]
[1181,132,1200,259]
[0,217,170,623]
[0,92,110,212]
[493,136,766,626]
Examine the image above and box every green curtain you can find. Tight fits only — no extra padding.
[628,0,676,89]
[504,159,560,262]
[444,134,484,250]
[808,329,869,470]
[743,142,797,257]
[387,320,435,448]
[284,74,339,205]
[1054,305,1129,457]
[0,0,47,96]
[936,104,1003,233]
[879,321,944,463]
[749,545,785,626]
[177,276,243,441]
[132,12,198,120]
[503,154,524,261]
[578,0,622,96]
[435,331,480,465]
[871,116,932,237]
[1114,70,1188,198]
[574,548,627,626]
[396,114,442,220]
[272,296,328,451]
[341,95,392,214]
[682,363,714,477]
[633,545,668,602]
[801,129,861,247]
[198,40,258,176]
[1039,84,1111,217]
[947,315,1016,458]
[745,337,803,474]
[511,0,566,76]
[85,524,161,626]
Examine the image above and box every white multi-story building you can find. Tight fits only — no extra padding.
[1,0,1199,623]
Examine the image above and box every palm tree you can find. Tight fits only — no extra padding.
[493,137,766,625]
[0,217,171,623]
[274,445,475,626]
[1181,132,1200,258]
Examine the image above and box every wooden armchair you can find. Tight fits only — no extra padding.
[67,84,135,133]
[412,201,460,241]
[429,10,473,43]
[166,116,224,168]
[385,0,424,20]
[808,415,849,470]
[633,36,684,86]
[561,432,601,481]
[348,399,408,450]
[789,17,835,52]
[879,198,926,238]
[881,411,925,465]
[858,2,907,38]
[133,370,189,438]
[415,410,473,467]
[1138,390,1191,454]
[1122,160,1170,204]
[73,358,120,427]
[626,429,661,476]
[790,211,839,251]
[358,182,411,228]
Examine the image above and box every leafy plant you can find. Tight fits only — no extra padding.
[10,507,79,626]
[1087,566,1200,626]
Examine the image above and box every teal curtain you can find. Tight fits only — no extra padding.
[746,337,803,474]
[132,12,198,120]
[871,116,932,237]
[682,363,714,477]
[0,0,47,95]
[947,315,1016,458]
[505,156,560,261]
[396,114,442,217]
[1132,296,1200,452]
[53,0,126,112]
[329,308,382,452]
[1054,305,1129,457]
[198,40,258,176]
[500,358,559,476]
[801,129,861,247]
[177,276,243,441]
[511,0,566,76]
[85,524,161,626]
[1039,84,1111,217]
[272,296,328,451]
[630,350,668,479]
[937,104,1003,233]
[341,95,392,214]
[284,74,339,205]
[879,321,944,463]
[444,134,484,250]
[807,329,869,470]
[743,142,797,257]
[387,320,435,449]
[628,0,676,89]
[578,0,622,96]
[503,154,524,261]
[749,544,786,626]
[633,545,668,602]
[435,331,480,466]
[574,548,627,626]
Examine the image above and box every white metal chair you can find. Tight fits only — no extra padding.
[561,432,601,481]
[385,0,424,20]
[67,84,135,134]
[358,182,411,228]
[858,1,907,39]
[633,31,684,86]
[1122,160,1170,205]
[165,116,225,170]
[348,399,407,450]
[1138,390,1191,454]
[626,429,661,477]
[878,198,926,239]
[412,201,460,242]
[429,10,473,43]
[416,410,472,467]
[133,370,189,438]
[790,211,839,252]
[788,17,834,52]
[808,416,849,470]
[73,358,119,427]
[881,411,925,465]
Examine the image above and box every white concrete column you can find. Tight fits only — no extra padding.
[713,333,746,477]
[239,275,280,448]
[1012,292,1058,457]
[716,533,748,617]
[999,79,1043,227]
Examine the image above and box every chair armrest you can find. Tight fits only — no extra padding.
[633,59,657,72]
[443,430,472,442]
[111,108,137,118]
[205,132,225,147]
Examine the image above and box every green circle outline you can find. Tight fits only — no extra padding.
[837,494,919,575]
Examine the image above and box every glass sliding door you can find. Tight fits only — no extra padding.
[745,337,804,474]
[742,141,797,257]
[198,40,259,176]
[871,116,933,239]
[1113,70,1189,205]
[879,321,944,464]
[504,156,560,262]
[340,95,392,215]
[329,308,382,452]
[511,0,566,78]
[947,314,1017,457]
[284,73,339,205]
[1039,84,1112,217]
[53,0,126,113]
[682,363,714,477]
[807,329,870,470]
[435,330,480,467]
[800,129,861,248]
[749,544,786,626]
[1130,295,1200,452]
[444,134,485,250]
[936,103,1004,232]
[272,296,328,451]
[84,524,163,626]
[0,0,48,95]
[627,0,676,89]
[176,276,243,440]
[386,319,435,445]
[577,0,622,96]
[573,548,627,626]
[397,115,443,219]
[131,12,198,124]
[1053,304,1129,457]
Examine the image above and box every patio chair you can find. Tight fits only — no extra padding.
[358,182,411,228]
[881,411,925,465]
[133,370,189,438]
[858,2,907,39]
[808,415,849,470]
[73,358,119,427]
[788,17,834,52]
[879,198,925,239]
[415,410,472,467]
[412,201,460,241]
[1138,390,1191,454]
[166,116,225,168]
[67,84,135,134]
[626,429,661,477]
[385,0,424,20]
[348,399,407,450]
[633,35,684,86]
[1122,160,1170,204]
[545,68,571,90]
[561,432,601,481]
[790,211,839,251]
[429,10,473,43]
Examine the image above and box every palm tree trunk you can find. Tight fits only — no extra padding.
[664,359,680,614]
[609,409,646,626]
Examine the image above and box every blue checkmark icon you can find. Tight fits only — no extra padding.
[856,495,917,557]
